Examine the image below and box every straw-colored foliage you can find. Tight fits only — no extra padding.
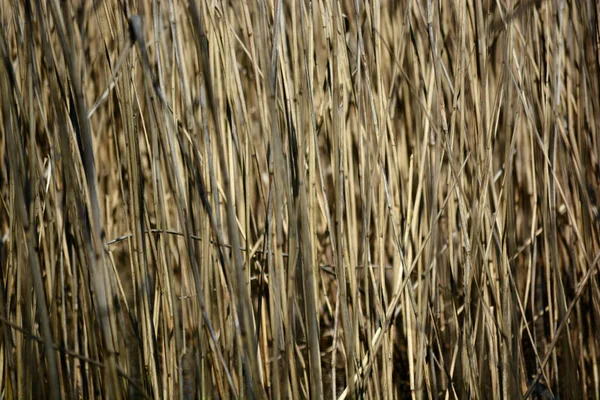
[1,0,599,398]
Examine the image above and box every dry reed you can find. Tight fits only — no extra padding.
[1,0,599,399]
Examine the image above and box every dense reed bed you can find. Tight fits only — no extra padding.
[1,0,600,398]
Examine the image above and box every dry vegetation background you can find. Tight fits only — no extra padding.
[1,0,600,398]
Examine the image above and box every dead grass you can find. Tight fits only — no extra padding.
[1,0,600,398]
